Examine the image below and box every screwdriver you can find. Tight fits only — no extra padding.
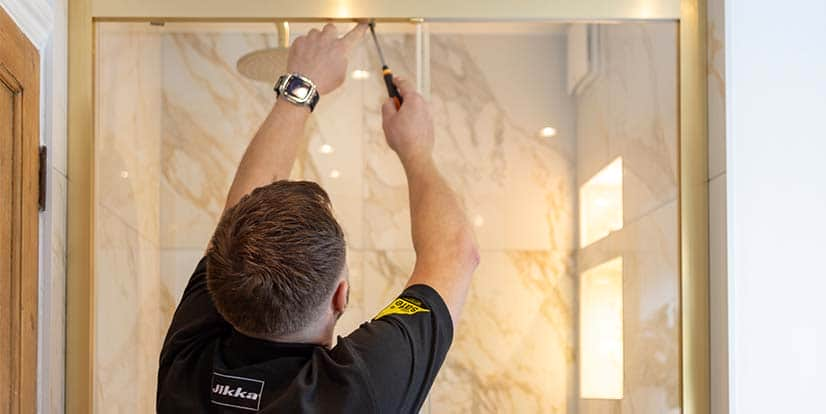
[368,21,403,109]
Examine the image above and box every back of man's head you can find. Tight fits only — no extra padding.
[206,180,345,338]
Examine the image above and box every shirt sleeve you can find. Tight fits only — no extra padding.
[337,284,454,413]
[158,257,231,373]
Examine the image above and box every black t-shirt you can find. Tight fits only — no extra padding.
[157,257,453,413]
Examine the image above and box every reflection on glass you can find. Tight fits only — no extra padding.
[580,256,624,399]
[579,157,623,247]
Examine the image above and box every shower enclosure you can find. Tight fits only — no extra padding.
[90,19,682,413]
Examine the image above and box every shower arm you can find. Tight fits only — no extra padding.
[278,21,290,49]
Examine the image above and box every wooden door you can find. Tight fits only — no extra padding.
[0,6,41,414]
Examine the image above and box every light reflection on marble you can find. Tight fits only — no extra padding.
[577,202,679,414]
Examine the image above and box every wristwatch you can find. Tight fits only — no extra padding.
[274,73,320,112]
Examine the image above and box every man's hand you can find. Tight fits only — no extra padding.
[381,78,435,166]
[287,23,368,95]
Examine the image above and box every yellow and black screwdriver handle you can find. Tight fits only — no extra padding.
[382,65,403,109]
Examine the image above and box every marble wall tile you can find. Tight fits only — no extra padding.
[577,201,679,414]
[429,250,576,414]
[619,202,679,414]
[159,249,205,327]
[576,23,680,413]
[364,31,577,252]
[361,250,417,317]
[160,32,276,248]
[96,24,163,244]
[576,23,679,225]
[94,206,162,414]
[160,31,369,249]
[96,24,165,413]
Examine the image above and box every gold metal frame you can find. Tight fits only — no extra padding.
[679,0,710,412]
[67,0,708,412]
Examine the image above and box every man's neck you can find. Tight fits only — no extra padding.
[239,320,334,348]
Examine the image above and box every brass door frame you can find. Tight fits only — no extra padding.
[67,1,707,412]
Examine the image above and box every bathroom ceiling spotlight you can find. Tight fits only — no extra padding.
[540,126,557,138]
[473,214,485,228]
[120,170,129,179]
[329,169,341,179]
[351,69,371,80]
[319,143,334,154]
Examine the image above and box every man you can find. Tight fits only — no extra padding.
[156,23,480,413]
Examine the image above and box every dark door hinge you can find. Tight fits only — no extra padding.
[38,145,46,212]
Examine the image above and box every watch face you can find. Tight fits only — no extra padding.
[286,76,311,101]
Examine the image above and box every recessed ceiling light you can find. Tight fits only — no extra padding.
[329,169,341,179]
[540,126,557,138]
[319,143,334,154]
[473,214,485,227]
[120,170,129,179]
[351,69,370,80]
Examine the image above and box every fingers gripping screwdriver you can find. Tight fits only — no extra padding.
[368,21,403,109]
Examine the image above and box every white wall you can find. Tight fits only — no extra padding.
[726,0,826,413]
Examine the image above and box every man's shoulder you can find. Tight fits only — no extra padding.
[157,337,221,413]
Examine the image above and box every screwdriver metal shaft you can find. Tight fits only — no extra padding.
[368,21,403,109]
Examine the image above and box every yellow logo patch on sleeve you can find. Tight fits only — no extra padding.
[373,297,430,320]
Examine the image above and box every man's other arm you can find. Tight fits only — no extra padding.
[380,79,480,324]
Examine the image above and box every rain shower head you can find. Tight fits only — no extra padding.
[236,21,291,83]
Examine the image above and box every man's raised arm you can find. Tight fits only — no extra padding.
[381,79,481,324]
[223,23,367,212]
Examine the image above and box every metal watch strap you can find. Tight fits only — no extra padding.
[274,73,319,112]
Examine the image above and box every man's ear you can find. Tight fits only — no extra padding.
[332,278,349,315]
